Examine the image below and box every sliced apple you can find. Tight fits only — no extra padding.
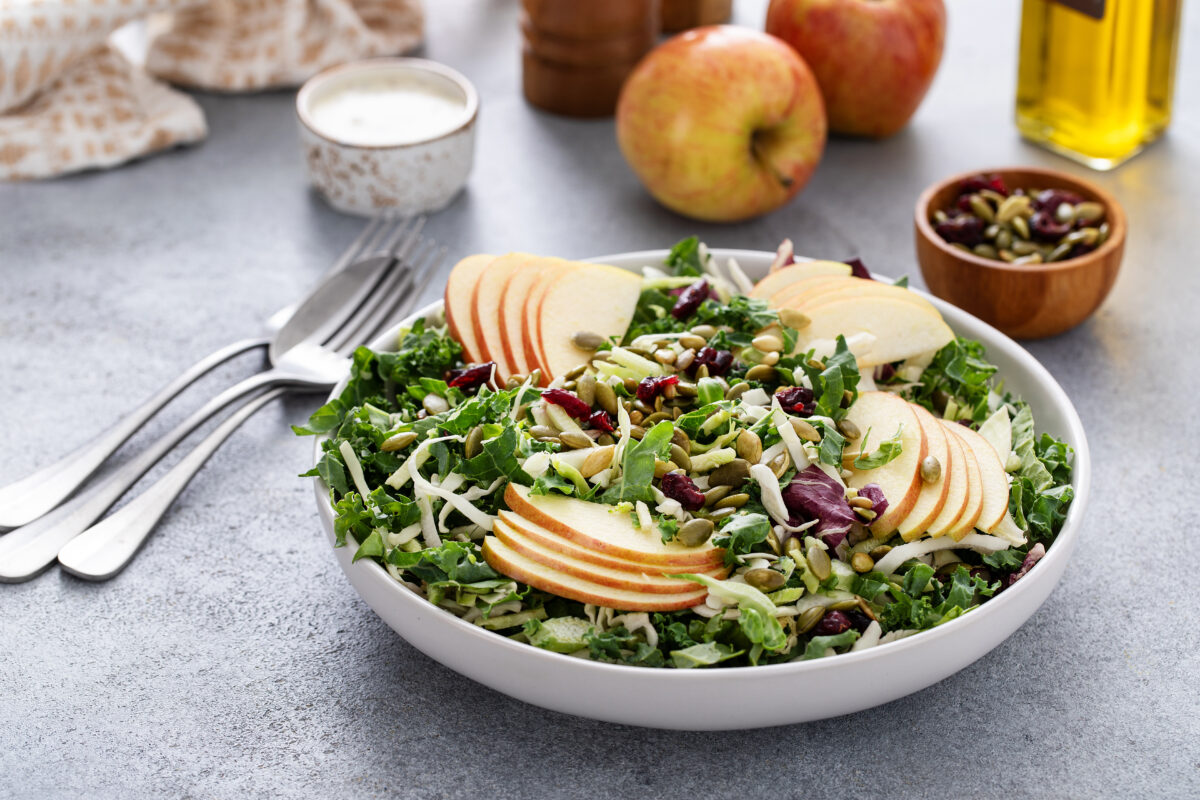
[470,253,534,380]
[924,428,971,539]
[750,260,853,300]
[944,421,1010,534]
[505,484,724,567]
[844,392,928,535]
[788,296,955,367]
[444,254,494,363]
[499,256,568,378]
[895,405,953,541]
[522,261,572,384]
[493,519,726,594]
[497,510,724,574]
[785,278,939,317]
[483,536,709,612]
[768,274,852,308]
[534,262,642,381]
[938,419,984,541]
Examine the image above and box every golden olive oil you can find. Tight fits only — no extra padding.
[1016,0,1182,170]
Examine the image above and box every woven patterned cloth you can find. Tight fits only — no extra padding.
[0,0,423,180]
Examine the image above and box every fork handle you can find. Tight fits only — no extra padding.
[0,337,269,530]
[0,368,322,583]
[57,388,288,581]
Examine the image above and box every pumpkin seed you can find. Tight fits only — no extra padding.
[744,568,785,592]
[979,189,1007,206]
[622,377,639,395]
[690,324,717,339]
[806,544,832,581]
[735,429,762,463]
[745,364,776,382]
[679,334,708,351]
[576,374,596,407]
[571,330,604,351]
[968,194,995,222]
[675,349,696,371]
[842,389,854,408]
[752,333,783,353]
[580,445,615,477]
[950,243,971,252]
[797,606,825,634]
[562,380,577,391]
[654,348,676,365]
[869,545,892,561]
[848,495,874,509]
[778,308,811,330]
[1012,253,1043,265]
[837,418,861,440]
[561,431,594,450]
[629,425,646,440]
[1011,216,1031,240]
[850,552,875,573]
[806,358,825,370]
[790,418,821,442]
[654,460,675,478]
[847,523,870,546]
[464,426,485,459]
[829,599,859,611]
[529,424,557,439]
[760,351,780,366]
[920,455,942,484]
[725,382,750,402]
[669,444,692,472]
[694,364,710,380]
[703,485,732,506]
[1012,239,1040,256]
[381,431,417,452]
[673,406,684,419]
[1055,202,1076,225]
[994,228,1013,251]
[1074,201,1104,224]
[597,433,615,447]
[565,364,588,380]
[998,249,1016,263]
[629,410,644,425]
[766,529,782,555]
[705,506,737,521]
[715,492,750,510]
[770,450,792,479]
[996,194,1032,223]
[973,244,998,259]
[1064,227,1100,246]
[633,399,655,416]
[642,411,670,426]
[506,375,525,390]
[675,380,698,398]
[984,223,1001,240]
[677,518,715,547]
[1045,243,1071,262]
[840,468,853,481]
[537,436,560,445]
[709,458,751,486]
[1097,221,1110,245]
[422,394,449,415]
[671,427,691,452]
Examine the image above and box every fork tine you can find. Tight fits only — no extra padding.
[360,212,404,257]
[379,215,426,258]
[331,215,385,274]
[326,240,429,354]
[356,246,446,350]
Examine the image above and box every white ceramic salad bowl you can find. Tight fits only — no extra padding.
[312,248,1090,729]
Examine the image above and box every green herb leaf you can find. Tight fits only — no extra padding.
[801,629,860,660]
[600,420,675,504]
[854,425,905,469]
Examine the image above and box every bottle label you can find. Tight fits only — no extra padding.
[1051,0,1105,19]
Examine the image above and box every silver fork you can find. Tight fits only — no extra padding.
[0,234,442,582]
[57,247,443,581]
[0,216,410,531]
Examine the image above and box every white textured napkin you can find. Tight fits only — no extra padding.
[0,0,423,180]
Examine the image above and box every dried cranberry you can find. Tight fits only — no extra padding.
[844,258,872,280]
[636,375,679,402]
[812,610,852,636]
[775,386,815,416]
[659,472,704,511]
[1033,188,1083,214]
[874,363,896,382]
[845,610,872,633]
[959,173,1009,197]
[689,347,733,378]
[955,193,976,214]
[671,279,710,320]
[934,215,985,246]
[541,388,591,419]
[1030,211,1071,242]
[587,410,614,433]
[446,363,495,393]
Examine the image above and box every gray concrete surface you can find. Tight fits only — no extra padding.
[2,1,1198,797]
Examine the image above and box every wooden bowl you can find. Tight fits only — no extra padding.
[661,0,732,32]
[914,167,1126,339]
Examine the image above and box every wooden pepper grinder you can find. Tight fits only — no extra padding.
[522,0,660,118]
[660,0,733,32]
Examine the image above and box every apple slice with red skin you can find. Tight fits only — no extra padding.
[444,254,494,363]
[844,392,928,535]
[497,510,725,574]
[750,260,852,300]
[767,274,851,308]
[533,261,643,381]
[783,277,940,316]
[470,254,534,381]
[938,419,985,541]
[896,405,952,541]
[943,420,1010,534]
[498,256,568,379]
[482,536,709,612]
[924,426,972,538]
[789,296,955,367]
[492,518,727,594]
[504,484,725,567]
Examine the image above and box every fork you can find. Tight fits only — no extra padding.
[57,250,442,581]
[0,215,413,531]
[0,235,443,583]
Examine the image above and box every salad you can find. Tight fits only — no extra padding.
[297,238,1074,669]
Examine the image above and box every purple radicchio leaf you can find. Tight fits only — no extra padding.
[1004,542,1046,588]
[781,465,857,548]
[855,484,889,519]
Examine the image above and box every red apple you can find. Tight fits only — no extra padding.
[766,0,946,138]
[616,25,826,223]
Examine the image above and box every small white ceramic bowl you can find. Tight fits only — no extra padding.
[296,58,479,217]
[312,248,1090,729]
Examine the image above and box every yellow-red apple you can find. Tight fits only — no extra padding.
[766,0,946,138]
[616,25,826,223]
